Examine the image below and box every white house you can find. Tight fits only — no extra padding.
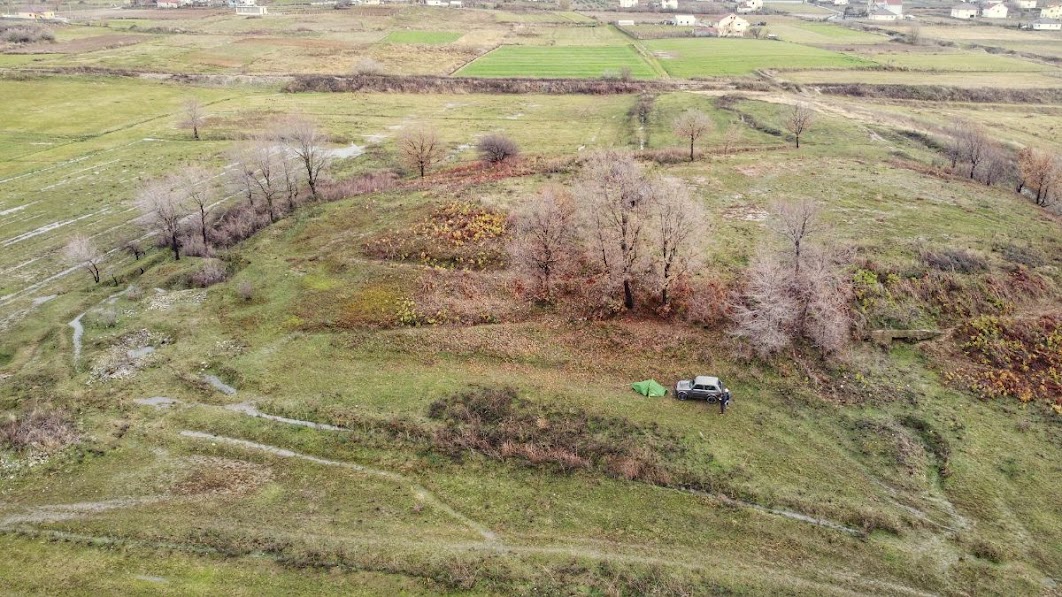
[710,13,749,35]
[1032,16,1061,26]
[616,19,635,25]
[950,3,978,17]
[868,7,899,19]
[867,0,902,16]
[1016,0,1036,8]
[737,0,762,12]
[672,13,696,24]
[981,2,1007,17]
[235,4,267,14]
[449,1,462,6]
[620,0,638,7]
[661,0,678,9]
[425,0,444,5]
[833,0,849,5]
[1040,2,1062,17]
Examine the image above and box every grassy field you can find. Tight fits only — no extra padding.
[2,5,1062,594]
[760,19,886,45]
[382,30,463,45]
[781,69,1062,87]
[645,38,874,77]
[0,76,638,313]
[455,44,657,78]
[1,91,1059,591]
[858,50,1049,72]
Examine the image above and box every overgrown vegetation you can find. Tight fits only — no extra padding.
[364,201,509,269]
[427,387,685,485]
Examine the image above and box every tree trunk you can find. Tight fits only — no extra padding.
[1016,180,1024,194]
[795,136,800,149]
[193,125,199,141]
[91,264,100,284]
[200,207,208,248]
[420,162,425,177]
[689,137,695,162]
[623,279,634,310]
[171,232,180,261]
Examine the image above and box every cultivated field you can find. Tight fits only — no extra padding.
[645,38,874,76]
[455,44,658,78]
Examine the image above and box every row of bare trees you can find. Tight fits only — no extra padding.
[66,115,332,282]
[670,103,814,162]
[944,120,1060,208]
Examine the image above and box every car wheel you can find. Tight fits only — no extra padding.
[678,392,688,400]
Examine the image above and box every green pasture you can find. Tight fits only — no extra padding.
[456,44,657,78]
[382,30,462,45]
[644,38,873,77]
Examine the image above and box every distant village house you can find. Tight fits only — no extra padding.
[1040,2,1062,17]
[672,13,696,24]
[950,2,978,17]
[661,0,678,9]
[981,2,1008,17]
[1032,16,1061,27]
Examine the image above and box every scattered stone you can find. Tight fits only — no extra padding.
[202,374,237,395]
[133,397,180,409]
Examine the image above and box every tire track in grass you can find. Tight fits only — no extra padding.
[178,430,500,544]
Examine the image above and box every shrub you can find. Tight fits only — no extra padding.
[353,57,385,75]
[920,247,988,274]
[191,260,228,288]
[236,280,254,301]
[0,408,79,454]
[476,134,520,165]
[426,387,683,486]
[0,25,55,44]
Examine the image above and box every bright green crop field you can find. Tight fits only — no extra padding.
[645,38,874,77]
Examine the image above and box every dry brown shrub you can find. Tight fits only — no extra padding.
[171,456,272,496]
[0,408,79,454]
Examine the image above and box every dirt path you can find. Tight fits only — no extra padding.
[68,286,130,366]
[0,496,165,527]
[179,430,499,544]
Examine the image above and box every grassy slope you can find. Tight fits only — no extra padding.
[0,77,634,312]
[1,91,1060,594]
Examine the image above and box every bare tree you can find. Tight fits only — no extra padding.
[729,252,798,358]
[574,151,651,310]
[771,198,821,274]
[282,116,330,202]
[180,98,206,141]
[1018,147,1059,207]
[978,144,1009,187]
[174,166,214,249]
[123,239,144,261]
[673,109,713,162]
[477,133,520,166]
[510,185,577,301]
[784,103,815,149]
[398,127,445,178]
[798,248,852,355]
[959,123,991,179]
[136,178,188,261]
[943,120,968,170]
[730,247,851,358]
[64,234,102,283]
[648,176,704,307]
[722,123,742,156]
[236,135,284,222]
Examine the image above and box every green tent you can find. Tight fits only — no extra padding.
[631,379,667,397]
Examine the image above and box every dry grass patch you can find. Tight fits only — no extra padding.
[171,456,273,496]
[364,200,509,270]
[0,408,79,454]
